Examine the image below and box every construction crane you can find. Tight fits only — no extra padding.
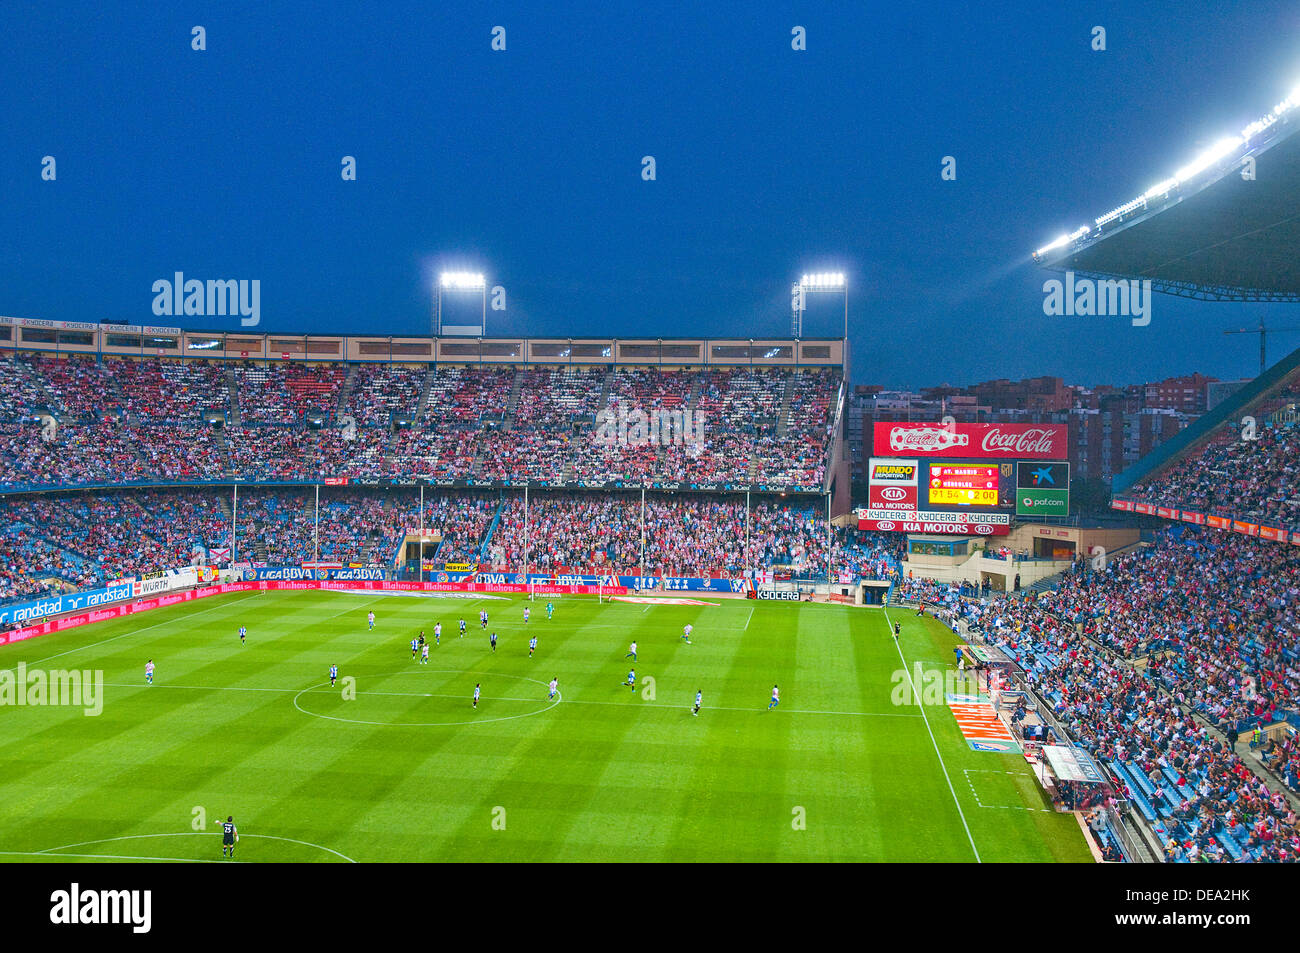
[1223,320,1300,375]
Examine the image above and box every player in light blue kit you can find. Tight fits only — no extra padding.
[546,601,554,620]
[239,625,247,645]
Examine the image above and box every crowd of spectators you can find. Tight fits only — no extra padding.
[488,493,896,578]
[1129,381,1300,531]
[233,488,406,565]
[893,528,1300,862]
[0,355,839,491]
[234,363,347,425]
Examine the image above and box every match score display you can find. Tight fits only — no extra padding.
[861,423,1068,536]
[927,463,1000,507]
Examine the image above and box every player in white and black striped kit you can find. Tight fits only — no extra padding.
[221,816,238,858]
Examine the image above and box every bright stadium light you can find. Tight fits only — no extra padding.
[1033,226,1090,259]
[1034,80,1300,259]
[435,267,489,335]
[800,272,845,288]
[1173,136,1243,183]
[440,271,485,289]
[1095,197,1146,228]
[793,269,848,337]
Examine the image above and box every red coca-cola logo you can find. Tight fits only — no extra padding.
[980,427,1059,455]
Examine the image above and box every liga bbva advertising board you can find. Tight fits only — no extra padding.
[873,422,1067,460]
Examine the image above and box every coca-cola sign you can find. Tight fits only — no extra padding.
[874,423,1067,460]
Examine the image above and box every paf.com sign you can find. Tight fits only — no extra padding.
[1016,462,1069,517]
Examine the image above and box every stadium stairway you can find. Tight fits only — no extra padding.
[1022,571,1066,598]
[227,366,242,426]
[10,355,60,416]
[776,373,796,437]
[595,367,614,413]
[414,366,436,422]
[503,370,524,431]
[334,363,360,424]
[476,501,506,564]
[1176,691,1300,814]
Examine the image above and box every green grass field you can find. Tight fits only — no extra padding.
[0,589,1091,862]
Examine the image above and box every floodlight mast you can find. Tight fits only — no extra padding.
[792,272,848,339]
[1032,82,1300,260]
[435,271,487,335]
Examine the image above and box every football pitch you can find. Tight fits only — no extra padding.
[0,590,1091,862]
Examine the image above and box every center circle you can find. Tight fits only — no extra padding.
[292,669,561,727]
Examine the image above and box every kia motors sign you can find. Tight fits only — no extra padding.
[857,507,1010,536]
[858,516,1010,536]
[867,457,919,511]
[873,423,1066,460]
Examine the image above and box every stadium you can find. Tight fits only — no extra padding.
[1,11,1298,911]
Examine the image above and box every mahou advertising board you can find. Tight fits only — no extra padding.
[873,422,1067,460]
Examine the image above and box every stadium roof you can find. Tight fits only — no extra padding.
[1033,86,1300,301]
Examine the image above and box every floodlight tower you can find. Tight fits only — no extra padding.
[792,272,848,339]
[435,271,487,335]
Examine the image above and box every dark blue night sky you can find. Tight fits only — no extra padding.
[4,1,1300,388]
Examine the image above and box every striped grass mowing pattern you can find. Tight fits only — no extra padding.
[0,590,1091,862]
